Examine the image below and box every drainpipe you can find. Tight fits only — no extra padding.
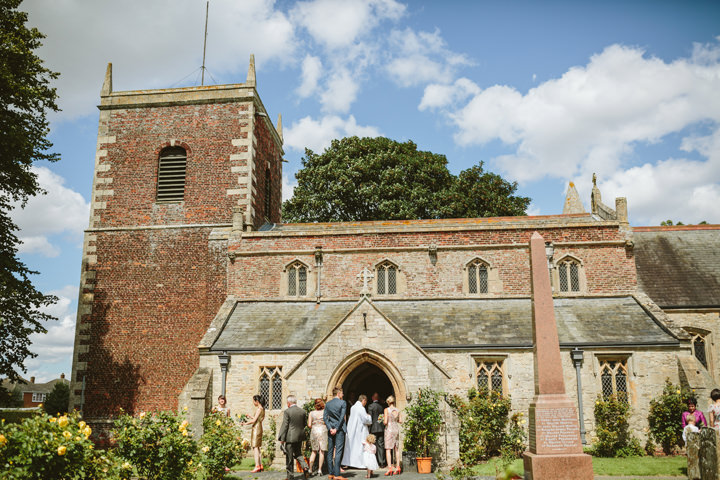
[218,352,230,397]
[315,246,323,303]
[571,347,587,444]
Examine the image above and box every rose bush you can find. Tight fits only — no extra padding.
[592,395,643,457]
[647,379,694,454]
[196,411,249,480]
[113,410,197,480]
[0,411,120,479]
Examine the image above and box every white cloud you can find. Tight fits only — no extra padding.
[25,285,78,383]
[290,0,405,50]
[419,77,480,111]
[282,173,298,203]
[11,167,90,257]
[25,0,296,120]
[320,68,361,113]
[284,115,382,152]
[297,55,324,98]
[386,28,471,87]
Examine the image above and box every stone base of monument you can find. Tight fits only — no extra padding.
[522,452,594,480]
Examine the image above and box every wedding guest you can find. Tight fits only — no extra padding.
[363,434,379,478]
[681,397,707,428]
[342,394,372,468]
[324,387,347,480]
[709,388,720,430]
[278,395,309,480]
[242,394,265,472]
[216,394,230,416]
[384,395,401,476]
[683,413,700,444]
[367,392,386,467]
[308,398,328,475]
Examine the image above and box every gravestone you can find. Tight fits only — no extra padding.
[687,430,701,480]
[522,232,593,480]
[698,427,719,480]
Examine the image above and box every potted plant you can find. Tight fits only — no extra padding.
[403,388,443,473]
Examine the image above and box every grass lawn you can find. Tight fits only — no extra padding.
[472,456,687,477]
[231,457,258,471]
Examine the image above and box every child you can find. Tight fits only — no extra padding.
[683,413,699,444]
[363,434,379,478]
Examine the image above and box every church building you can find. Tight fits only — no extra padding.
[69,58,720,459]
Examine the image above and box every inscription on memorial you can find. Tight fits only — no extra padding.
[532,407,580,453]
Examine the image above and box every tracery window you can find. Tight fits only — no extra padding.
[557,258,581,293]
[287,261,308,297]
[259,366,283,410]
[475,359,505,395]
[376,261,398,295]
[156,146,187,202]
[687,330,709,368]
[599,359,628,402]
[467,259,489,294]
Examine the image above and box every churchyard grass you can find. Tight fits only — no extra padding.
[471,456,687,476]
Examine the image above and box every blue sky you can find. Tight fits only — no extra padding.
[12,0,720,382]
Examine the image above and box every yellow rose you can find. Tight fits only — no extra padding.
[676,390,681,394]
[75,436,81,442]
[122,462,132,470]
[78,421,86,429]
[38,403,43,408]
[181,420,189,428]
[58,445,67,456]
[83,426,92,437]
[63,431,72,440]
[139,412,146,419]
[49,417,57,423]
[202,445,210,453]
[58,416,69,428]
[0,434,7,446]
[216,420,222,426]
[182,430,188,436]
[183,406,188,411]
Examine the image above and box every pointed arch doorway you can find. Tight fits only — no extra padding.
[326,350,406,409]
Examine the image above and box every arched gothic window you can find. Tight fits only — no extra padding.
[476,359,505,395]
[600,359,628,402]
[557,258,581,292]
[467,259,489,294]
[376,261,398,295]
[259,366,283,410]
[685,330,709,368]
[156,146,187,202]
[286,261,307,297]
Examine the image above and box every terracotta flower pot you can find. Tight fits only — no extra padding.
[416,456,432,473]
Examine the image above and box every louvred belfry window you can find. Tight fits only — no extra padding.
[156,146,187,202]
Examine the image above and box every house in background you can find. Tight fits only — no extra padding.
[19,374,69,408]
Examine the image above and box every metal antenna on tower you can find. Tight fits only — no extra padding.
[201,1,209,85]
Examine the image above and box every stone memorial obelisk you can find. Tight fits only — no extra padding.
[523,232,593,479]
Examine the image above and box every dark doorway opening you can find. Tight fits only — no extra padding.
[341,362,394,404]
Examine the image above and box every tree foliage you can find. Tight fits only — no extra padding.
[0,0,59,381]
[282,137,531,222]
[43,381,70,416]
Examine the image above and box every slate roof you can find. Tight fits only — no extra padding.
[633,227,720,308]
[209,296,678,352]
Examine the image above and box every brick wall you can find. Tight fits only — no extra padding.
[78,228,227,417]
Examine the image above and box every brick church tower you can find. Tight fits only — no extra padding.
[69,57,284,420]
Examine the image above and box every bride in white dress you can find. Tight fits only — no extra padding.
[341,394,372,468]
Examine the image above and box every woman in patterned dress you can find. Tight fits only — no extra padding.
[242,394,266,472]
[709,388,720,430]
[383,395,402,475]
[307,398,328,474]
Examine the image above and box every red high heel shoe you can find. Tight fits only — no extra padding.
[384,468,394,476]
[251,465,263,473]
[394,467,401,475]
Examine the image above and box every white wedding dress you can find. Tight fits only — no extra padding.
[341,401,372,468]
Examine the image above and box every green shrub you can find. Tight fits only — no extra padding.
[197,411,249,480]
[403,388,443,457]
[647,379,694,455]
[0,411,110,479]
[592,395,643,457]
[113,410,198,480]
[261,414,277,468]
[0,408,38,424]
[448,388,526,464]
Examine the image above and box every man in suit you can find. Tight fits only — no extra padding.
[367,392,386,468]
[278,395,309,480]
[323,386,347,480]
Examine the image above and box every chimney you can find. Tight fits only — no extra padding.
[30,376,35,384]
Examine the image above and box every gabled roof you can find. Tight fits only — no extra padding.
[633,226,720,308]
[206,296,678,352]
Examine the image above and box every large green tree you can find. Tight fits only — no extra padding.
[282,136,530,222]
[0,0,59,381]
